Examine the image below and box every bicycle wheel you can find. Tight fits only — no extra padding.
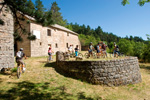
[17,65,21,79]
[22,63,26,73]
[92,53,97,59]
[116,52,119,58]
[84,53,89,59]
[70,53,75,58]
[78,53,83,58]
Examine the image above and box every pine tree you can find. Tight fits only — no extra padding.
[50,1,67,26]
[25,0,35,17]
[34,0,45,23]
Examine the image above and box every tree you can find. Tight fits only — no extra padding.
[146,34,150,41]
[34,0,45,23]
[118,39,134,55]
[0,0,54,52]
[25,0,35,17]
[122,0,150,6]
[50,1,67,26]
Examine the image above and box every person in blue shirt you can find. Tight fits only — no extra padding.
[75,45,79,57]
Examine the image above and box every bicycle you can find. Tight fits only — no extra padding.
[70,52,83,58]
[17,63,26,79]
[114,51,125,58]
[101,51,107,58]
[84,51,97,59]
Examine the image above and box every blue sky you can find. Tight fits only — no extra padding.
[32,0,150,40]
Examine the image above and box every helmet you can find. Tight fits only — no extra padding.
[20,48,23,51]
[90,42,92,44]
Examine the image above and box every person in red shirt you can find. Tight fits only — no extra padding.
[48,47,53,61]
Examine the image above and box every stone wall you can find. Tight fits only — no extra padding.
[29,22,81,57]
[0,2,14,70]
[56,52,142,86]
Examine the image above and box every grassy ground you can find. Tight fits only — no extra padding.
[0,56,150,100]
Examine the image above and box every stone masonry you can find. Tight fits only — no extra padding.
[0,1,14,70]
[56,51,142,86]
[16,14,81,57]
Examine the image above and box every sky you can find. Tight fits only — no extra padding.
[32,0,150,40]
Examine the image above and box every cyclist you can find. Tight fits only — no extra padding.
[102,42,108,57]
[96,43,100,58]
[113,42,120,57]
[68,45,73,54]
[16,48,27,71]
[75,45,79,57]
[88,42,95,57]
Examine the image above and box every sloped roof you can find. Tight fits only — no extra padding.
[50,24,78,35]
[23,14,78,35]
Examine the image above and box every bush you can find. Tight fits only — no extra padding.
[11,67,17,72]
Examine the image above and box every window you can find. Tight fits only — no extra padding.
[66,43,68,48]
[48,44,51,47]
[67,33,69,36]
[40,42,42,46]
[33,30,40,39]
[47,29,51,36]
[55,43,58,48]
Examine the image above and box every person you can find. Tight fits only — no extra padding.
[68,45,73,54]
[16,48,27,71]
[48,47,53,61]
[113,42,120,57]
[99,41,103,56]
[102,43,107,57]
[96,43,100,58]
[75,45,79,57]
[88,42,94,57]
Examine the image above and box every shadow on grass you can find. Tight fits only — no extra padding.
[0,81,102,100]
[140,65,150,71]
[44,62,72,79]
[0,71,12,76]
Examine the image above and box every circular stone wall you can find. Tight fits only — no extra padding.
[56,52,142,86]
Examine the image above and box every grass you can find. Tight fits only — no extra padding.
[0,56,150,100]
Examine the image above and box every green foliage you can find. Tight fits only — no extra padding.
[146,34,150,41]
[122,0,150,6]
[50,1,67,26]
[142,42,150,62]
[133,42,145,58]
[34,0,44,23]
[65,24,73,30]
[79,34,100,46]
[122,0,130,6]
[11,67,17,72]
[27,35,36,40]
[118,39,134,55]
[70,23,121,46]
[25,0,35,16]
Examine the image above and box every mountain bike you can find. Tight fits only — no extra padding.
[84,51,97,59]
[17,63,26,79]
[70,52,83,58]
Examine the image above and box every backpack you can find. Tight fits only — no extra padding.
[16,51,22,58]
[116,45,119,51]
[116,45,119,48]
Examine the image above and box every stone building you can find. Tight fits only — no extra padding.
[16,14,81,57]
[0,0,14,70]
